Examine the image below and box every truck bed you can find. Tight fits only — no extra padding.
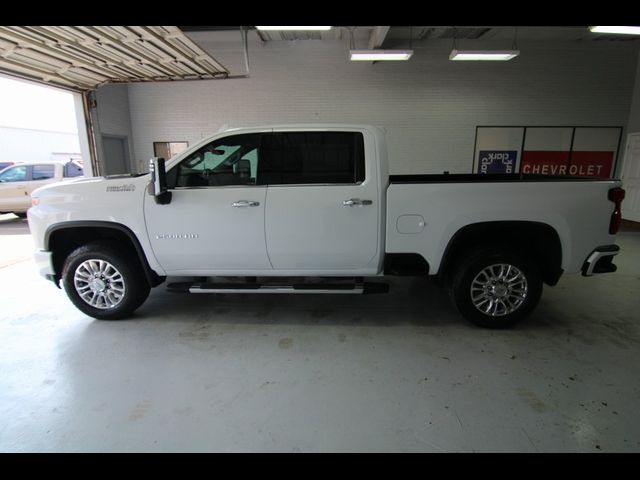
[385,176,620,276]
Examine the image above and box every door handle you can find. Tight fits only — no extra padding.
[342,198,373,207]
[232,200,260,208]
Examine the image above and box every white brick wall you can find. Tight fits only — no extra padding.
[119,36,639,175]
[627,48,640,133]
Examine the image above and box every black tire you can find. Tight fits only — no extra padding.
[448,245,542,329]
[61,241,150,320]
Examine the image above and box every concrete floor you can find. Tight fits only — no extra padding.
[1,213,639,452]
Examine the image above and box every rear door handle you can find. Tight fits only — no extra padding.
[342,198,373,207]
[232,200,260,207]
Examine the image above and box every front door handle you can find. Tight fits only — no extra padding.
[232,200,260,208]
[342,198,373,207]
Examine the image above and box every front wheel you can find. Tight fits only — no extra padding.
[61,241,150,320]
[449,246,542,328]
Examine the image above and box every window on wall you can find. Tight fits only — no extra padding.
[153,141,189,160]
[259,132,365,185]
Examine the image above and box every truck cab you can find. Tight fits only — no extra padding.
[144,126,386,276]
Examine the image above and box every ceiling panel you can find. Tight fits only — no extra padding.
[0,26,229,91]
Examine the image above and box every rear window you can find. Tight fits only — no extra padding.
[259,132,365,185]
[32,165,55,180]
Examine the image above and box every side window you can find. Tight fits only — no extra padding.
[259,132,365,185]
[32,165,55,180]
[167,133,261,188]
[0,165,28,182]
[63,162,84,178]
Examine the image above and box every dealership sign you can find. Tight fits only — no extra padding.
[477,150,517,174]
[520,151,614,177]
[473,127,620,178]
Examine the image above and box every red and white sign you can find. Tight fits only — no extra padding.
[520,151,614,177]
[473,127,620,178]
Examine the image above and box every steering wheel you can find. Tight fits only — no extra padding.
[201,169,220,186]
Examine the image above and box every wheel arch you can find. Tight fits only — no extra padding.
[438,221,563,286]
[45,221,165,288]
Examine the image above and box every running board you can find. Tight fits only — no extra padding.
[166,281,389,295]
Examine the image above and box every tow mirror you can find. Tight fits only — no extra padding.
[148,157,172,205]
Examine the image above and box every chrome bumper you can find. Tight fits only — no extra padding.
[581,245,619,276]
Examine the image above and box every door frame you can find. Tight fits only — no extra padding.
[100,134,131,175]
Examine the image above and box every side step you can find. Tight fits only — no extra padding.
[166,281,389,295]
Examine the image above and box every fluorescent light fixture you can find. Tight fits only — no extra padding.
[589,26,640,35]
[256,26,332,31]
[349,50,414,61]
[449,49,520,61]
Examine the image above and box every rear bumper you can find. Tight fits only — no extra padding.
[581,245,619,276]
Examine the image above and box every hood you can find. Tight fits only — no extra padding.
[32,173,150,197]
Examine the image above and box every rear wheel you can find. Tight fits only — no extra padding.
[61,241,150,320]
[448,246,542,328]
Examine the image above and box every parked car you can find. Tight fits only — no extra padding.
[28,125,624,328]
[0,160,83,218]
[0,161,16,171]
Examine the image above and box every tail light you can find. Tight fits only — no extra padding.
[608,187,625,234]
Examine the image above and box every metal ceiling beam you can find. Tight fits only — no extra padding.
[368,26,390,49]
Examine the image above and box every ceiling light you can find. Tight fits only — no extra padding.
[255,26,332,31]
[349,50,414,61]
[449,50,520,61]
[589,26,640,35]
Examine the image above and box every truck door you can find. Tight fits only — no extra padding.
[144,133,272,274]
[0,165,30,211]
[262,130,380,273]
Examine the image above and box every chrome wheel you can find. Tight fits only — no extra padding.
[73,259,126,309]
[470,263,528,317]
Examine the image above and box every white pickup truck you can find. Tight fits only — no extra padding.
[0,160,84,217]
[27,125,625,328]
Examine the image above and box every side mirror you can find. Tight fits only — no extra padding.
[148,157,172,205]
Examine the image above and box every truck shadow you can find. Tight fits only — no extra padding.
[129,276,583,333]
[132,276,464,328]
